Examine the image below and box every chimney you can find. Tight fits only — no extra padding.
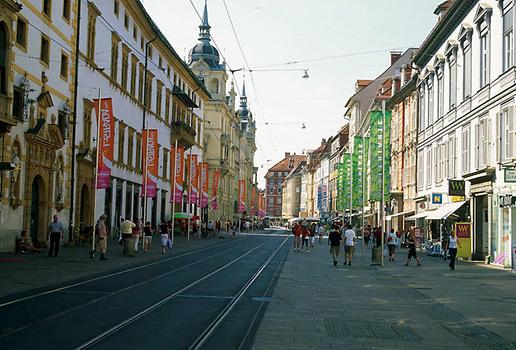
[321,138,326,145]
[284,152,290,158]
[390,51,402,66]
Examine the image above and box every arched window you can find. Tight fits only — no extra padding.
[0,22,7,95]
[210,78,219,94]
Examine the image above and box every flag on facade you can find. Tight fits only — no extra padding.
[369,110,391,202]
[142,129,158,198]
[187,154,199,203]
[211,169,220,210]
[338,153,352,213]
[170,145,184,203]
[352,136,365,209]
[93,98,114,189]
[200,162,209,208]
[238,179,246,213]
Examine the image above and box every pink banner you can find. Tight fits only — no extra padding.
[171,145,184,203]
[187,155,198,204]
[143,129,158,198]
[93,98,114,189]
[200,162,209,208]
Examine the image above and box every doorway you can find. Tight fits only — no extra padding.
[29,176,46,243]
[474,195,489,260]
[79,184,91,228]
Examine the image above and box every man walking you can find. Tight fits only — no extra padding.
[47,215,64,257]
[343,224,356,266]
[328,224,342,266]
[120,218,136,256]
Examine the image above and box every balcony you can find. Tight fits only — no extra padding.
[0,94,17,133]
[171,121,196,149]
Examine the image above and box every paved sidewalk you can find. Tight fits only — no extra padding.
[253,240,516,350]
[0,234,239,298]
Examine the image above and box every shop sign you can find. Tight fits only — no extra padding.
[505,169,516,183]
[431,193,443,204]
[499,194,516,208]
[455,222,472,259]
[414,228,422,249]
[449,180,466,196]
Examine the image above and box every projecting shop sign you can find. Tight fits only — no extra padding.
[448,180,466,196]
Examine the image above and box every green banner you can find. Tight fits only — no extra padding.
[369,110,391,202]
[364,136,370,204]
[339,153,352,214]
[352,137,364,209]
[336,163,344,211]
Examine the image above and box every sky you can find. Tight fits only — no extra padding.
[143,0,443,188]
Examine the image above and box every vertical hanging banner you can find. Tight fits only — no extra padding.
[187,155,199,203]
[364,136,370,205]
[170,145,185,203]
[142,129,158,198]
[238,179,246,213]
[200,162,209,208]
[369,110,391,202]
[93,98,114,189]
[352,137,364,209]
[337,163,344,211]
[250,187,257,216]
[211,169,220,210]
[340,153,352,213]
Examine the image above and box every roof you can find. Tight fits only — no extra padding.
[266,154,306,174]
[386,75,417,109]
[413,0,477,67]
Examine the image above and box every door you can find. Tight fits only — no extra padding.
[30,178,40,243]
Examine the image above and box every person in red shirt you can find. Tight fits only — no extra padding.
[301,225,310,252]
[292,223,301,252]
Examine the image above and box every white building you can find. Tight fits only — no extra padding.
[413,0,516,266]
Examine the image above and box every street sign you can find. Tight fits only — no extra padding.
[449,180,466,196]
[505,169,516,183]
[431,193,443,204]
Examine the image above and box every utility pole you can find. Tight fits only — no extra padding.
[69,0,82,242]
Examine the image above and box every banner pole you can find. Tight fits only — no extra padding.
[171,140,178,246]
[91,89,102,255]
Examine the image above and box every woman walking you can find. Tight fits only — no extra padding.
[159,219,169,254]
[143,221,153,253]
[448,230,461,270]
[387,228,397,261]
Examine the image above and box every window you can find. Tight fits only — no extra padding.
[147,45,153,60]
[111,33,120,82]
[144,72,153,109]
[503,4,514,71]
[12,86,25,121]
[130,55,137,96]
[462,37,472,99]
[114,0,119,16]
[127,129,134,168]
[124,11,129,29]
[448,134,456,178]
[83,99,93,149]
[434,144,440,183]
[419,85,426,130]
[86,3,99,61]
[60,52,68,80]
[156,80,163,116]
[40,35,50,66]
[427,77,434,126]
[118,123,126,163]
[462,126,470,174]
[163,148,169,179]
[426,147,432,188]
[136,132,142,171]
[475,118,491,169]
[437,66,444,118]
[448,54,457,109]
[167,65,170,78]
[158,56,162,68]
[16,17,28,49]
[133,25,137,41]
[140,37,144,51]
[63,0,71,21]
[480,30,489,88]
[121,45,129,89]
[138,63,144,103]
[43,0,52,18]
[165,89,171,123]
[499,106,516,161]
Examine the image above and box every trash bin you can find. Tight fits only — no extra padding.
[123,237,135,257]
[371,247,382,265]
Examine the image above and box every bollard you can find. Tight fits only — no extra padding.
[371,247,382,265]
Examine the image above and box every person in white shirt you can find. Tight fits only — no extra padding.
[448,230,461,270]
[343,224,356,266]
[387,228,398,261]
[318,224,325,244]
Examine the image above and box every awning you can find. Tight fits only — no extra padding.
[425,201,466,220]
[405,211,428,220]
[386,210,415,221]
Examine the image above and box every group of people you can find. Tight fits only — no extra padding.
[328,224,356,266]
[291,221,318,252]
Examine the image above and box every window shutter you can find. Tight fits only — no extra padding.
[509,106,515,159]
[475,123,480,169]
[486,118,492,165]
[497,111,502,162]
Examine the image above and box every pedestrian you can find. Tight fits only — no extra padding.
[292,223,301,251]
[318,224,325,244]
[404,230,422,266]
[387,228,397,261]
[309,224,316,248]
[95,215,108,260]
[364,225,371,248]
[301,225,310,252]
[47,215,64,257]
[343,224,356,266]
[328,224,342,266]
[448,230,461,270]
[159,219,169,254]
[133,219,142,252]
[143,221,153,253]
[374,226,382,248]
[120,218,136,255]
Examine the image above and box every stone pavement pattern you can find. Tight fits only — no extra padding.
[0,235,235,298]
[252,240,516,350]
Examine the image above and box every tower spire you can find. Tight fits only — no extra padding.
[240,79,248,108]
[199,0,211,42]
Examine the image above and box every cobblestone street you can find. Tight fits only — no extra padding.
[253,240,516,350]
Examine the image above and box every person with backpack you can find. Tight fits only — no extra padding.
[387,228,397,261]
